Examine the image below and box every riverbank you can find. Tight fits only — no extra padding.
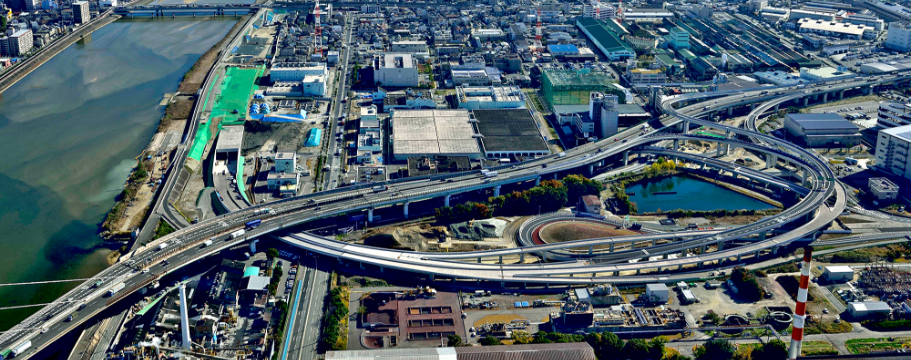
[0,13,120,95]
[686,172,784,208]
[101,16,250,239]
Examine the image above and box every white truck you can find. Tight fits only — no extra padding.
[483,171,498,178]
[231,229,246,239]
[203,239,213,247]
[108,282,125,297]
[10,340,31,357]
[158,243,168,251]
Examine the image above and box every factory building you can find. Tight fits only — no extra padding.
[390,109,481,161]
[644,283,669,304]
[373,53,419,87]
[455,85,525,111]
[542,69,621,105]
[215,125,244,175]
[823,266,855,282]
[885,22,911,52]
[269,62,328,82]
[547,44,581,57]
[799,66,857,82]
[875,124,911,180]
[877,101,911,128]
[789,9,836,21]
[474,109,550,159]
[868,177,900,202]
[621,8,674,23]
[783,113,862,147]
[576,18,635,61]
[796,18,877,39]
[843,14,885,31]
[860,58,911,74]
[847,301,891,319]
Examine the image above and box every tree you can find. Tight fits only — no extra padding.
[479,335,501,346]
[512,331,533,344]
[623,338,651,360]
[266,248,279,260]
[694,339,735,360]
[447,334,462,347]
[563,174,602,201]
[705,312,722,325]
[0,16,6,34]
[754,339,788,359]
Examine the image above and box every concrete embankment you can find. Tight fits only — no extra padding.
[686,171,784,208]
[0,13,120,94]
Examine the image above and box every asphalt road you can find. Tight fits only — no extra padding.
[284,254,330,360]
[324,14,354,191]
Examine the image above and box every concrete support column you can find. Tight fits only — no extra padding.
[728,107,733,116]
[652,239,658,246]
[519,253,525,263]
[623,151,629,166]
[701,162,707,170]
[609,243,614,252]
[380,266,384,273]
[589,164,594,175]
[535,176,541,186]
[716,144,723,157]
[673,139,679,150]
[635,269,640,275]
[403,202,410,218]
[840,89,845,99]
[765,154,778,169]
[758,231,766,241]
[678,264,683,271]
[498,255,503,264]
[717,241,725,251]
[737,253,742,262]
[589,245,594,255]
[700,245,707,254]
[477,257,482,263]
[774,104,779,112]
[698,262,704,269]
[803,97,809,107]
[683,120,689,134]
[823,93,828,103]
[494,185,501,198]
[754,250,761,258]
[444,194,451,207]
[802,167,808,186]
[360,262,365,270]
[772,245,779,255]
[368,208,374,222]
[750,103,755,110]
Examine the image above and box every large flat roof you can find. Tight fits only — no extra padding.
[474,109,550,153]
[392,109,480,157]
[786,113,860,131]
[216,125,244,152]
[881,124,911,142]
[576,18,635,54]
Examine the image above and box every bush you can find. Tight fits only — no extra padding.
[694,339,735,360]
[730,267,764,301]
[862,319,911,331]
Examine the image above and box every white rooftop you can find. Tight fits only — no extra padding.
[392,109,480,156]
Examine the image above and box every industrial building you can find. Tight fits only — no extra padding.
[73,1,90,24]
[373,53,419,87]
[877,101,911,128]
[575,18,635,61]
[547,44,581,57]
[860,58,911,74]
[783,113,862,147]
[455,85,525,110]
[795,18,876,39]
[215,125,244,175]
[885,22,911,52]
[847,301,892,319]
[789,9,836,21]
[665,27,690,49]
[644,283,669,303]
[542,69,620,105]
[621,8,674,23]
[823,266,855,282]
[390,109,481,161]
[474,109,550,159]
[326,343,597,360]
[875,124,911,180]
[269,62,328,82]
[390,40,428,53]
[798,66,857,82]
[627,68,667,85]
[451,67,502,86]
[570,92,619,140]
[868,177,900,202]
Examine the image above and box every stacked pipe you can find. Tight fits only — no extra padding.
[788,247,813,360]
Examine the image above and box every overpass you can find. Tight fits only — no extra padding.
[3,72,909,356]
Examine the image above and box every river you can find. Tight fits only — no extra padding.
[625,175,776,214]
[0,18,236,331]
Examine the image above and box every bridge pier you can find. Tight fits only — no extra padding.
[589,245,594,255]
[728,107,733,116]
[477,257,482,263]
[840,89,846,99]
[772,245,780,255]
[823,92,828,103]
[652,239,657,246]
[494,185,501,197]
[498,255,503,264]
[623,151,629,166]
[683,120,690,134]
[717,241,724,251]
[635,269,640,275]
[360,262,364,270]
[444,194,451,207]
[755,250,761,258]
[673,139,679,151]
[535,176,541,186]
[803,97,809,107]
[678,264,683,271]
[758,231,766,241]
[589,164,595,175]
[765,153,778,169]
[750,103,755,110]
[737,254,742,262]
[519,253,525,262]
[774,104,779,112]
[403,202,410,218]
[700,245,707,254]
[802,167,808,186]
[609,243,614,252]
[368,208,374,222]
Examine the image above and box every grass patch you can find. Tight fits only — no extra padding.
[847,337,911,354]
[802,341,839,356]
[153,220,176,240]
[763,262,799,274]
[805,320,854,334]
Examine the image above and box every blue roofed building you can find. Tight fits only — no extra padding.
[783,113,862,147]
[576,18,635,61]
[547,44,581,57]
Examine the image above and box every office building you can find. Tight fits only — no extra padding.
[875,124,911,180]
[373,53,419,87]
[868,177,899,202]
[783,113,862,147]
[885,22,911,52]
[455,85,525,111]
[878,101,911,128]
[274,152,297,173]
[73,1,90,24]
[583,1,616,20]
[627,68,666,85]
[665,27,690,49]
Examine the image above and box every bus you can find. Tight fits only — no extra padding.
[246,219,262,229]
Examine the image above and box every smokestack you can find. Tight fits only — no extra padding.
[788,247,813,360]
[179,284,192,351]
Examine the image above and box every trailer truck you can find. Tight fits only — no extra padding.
[108,282,125,297]
[203,239,213,247]
[231,229,246,239]
[10,341,31,357]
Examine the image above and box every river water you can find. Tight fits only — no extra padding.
[625,175,776,214]
[0,18,235,331]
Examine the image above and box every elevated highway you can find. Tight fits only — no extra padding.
[3,73,909,356]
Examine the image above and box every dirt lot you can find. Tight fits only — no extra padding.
[359,221,519,253]
[539,222,636,247]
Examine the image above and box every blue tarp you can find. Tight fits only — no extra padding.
[514,302,522,308]
[521,301,529,307]
[305,128,322,147]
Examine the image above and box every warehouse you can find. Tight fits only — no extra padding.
[847,301,891,319]
[576,18,635,61]
[823,266,855,282]
[474,109,550,159]
[783,113,862,147]
[390,109,481,161]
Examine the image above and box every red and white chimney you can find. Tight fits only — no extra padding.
[789,247,813,359]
